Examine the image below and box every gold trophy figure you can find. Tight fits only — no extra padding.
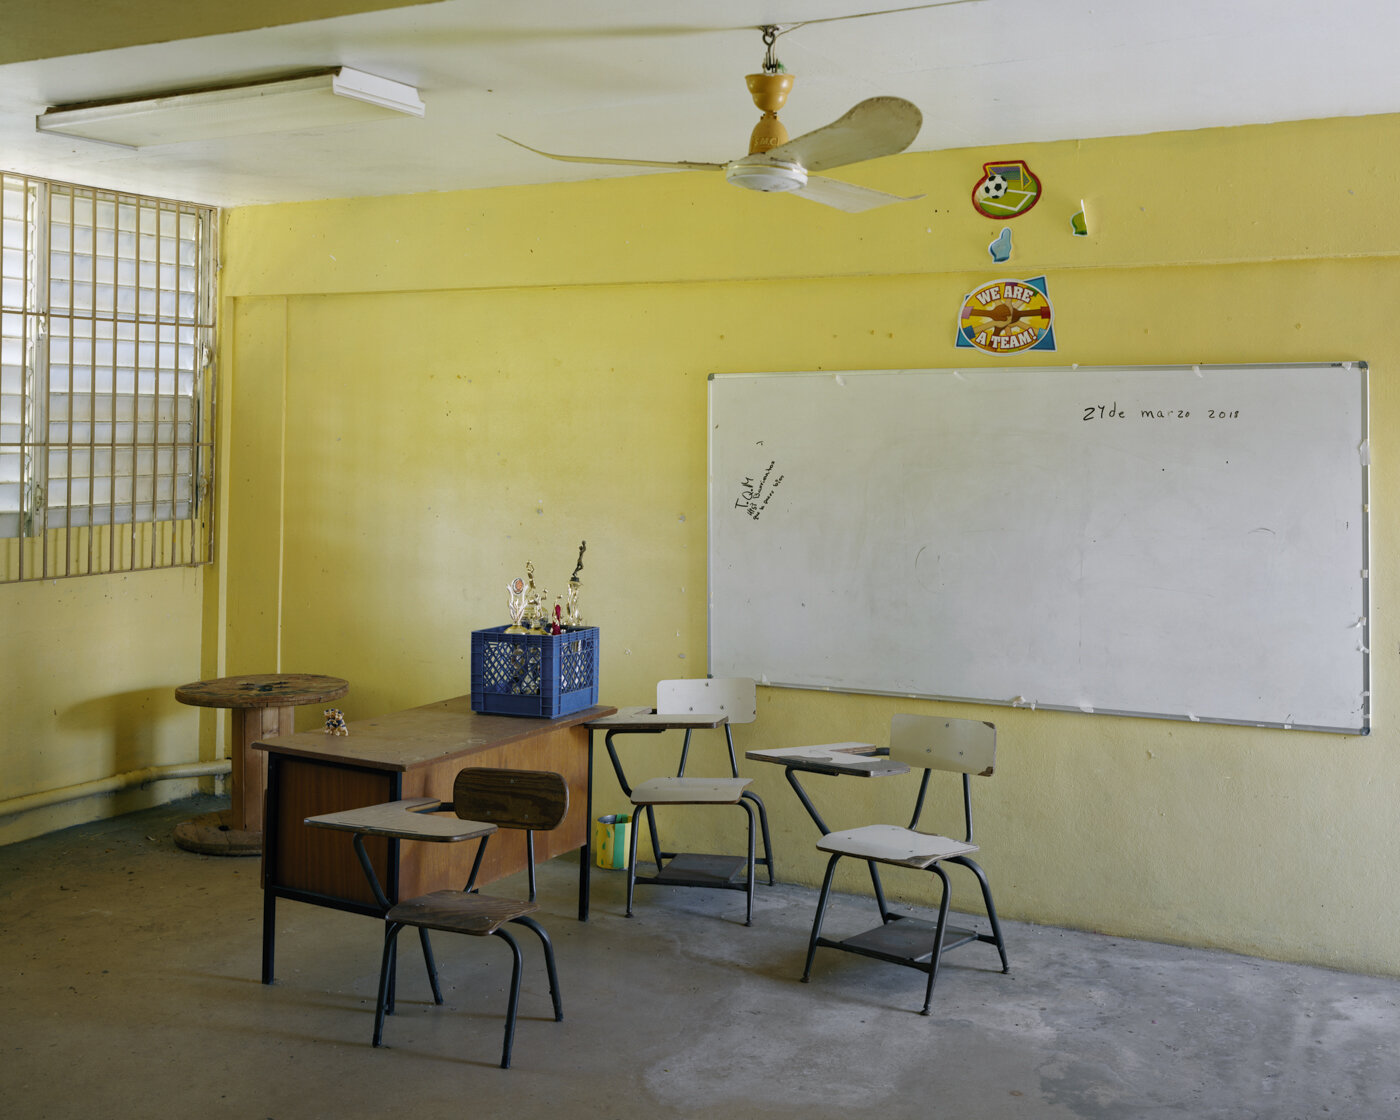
[565,540,586,626]
[522,561,548,631]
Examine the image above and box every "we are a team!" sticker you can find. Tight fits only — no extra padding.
[955,276,1056,354]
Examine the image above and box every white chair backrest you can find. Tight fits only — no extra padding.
[889,715,996,776]
[656,677,757,725]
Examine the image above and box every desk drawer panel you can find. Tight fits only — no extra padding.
[266,758,396,907]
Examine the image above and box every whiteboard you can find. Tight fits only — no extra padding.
[707,365,1370,734]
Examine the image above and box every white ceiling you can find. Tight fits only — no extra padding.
[2,0,1397,208]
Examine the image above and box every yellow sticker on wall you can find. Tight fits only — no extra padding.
[956,276,1056,354]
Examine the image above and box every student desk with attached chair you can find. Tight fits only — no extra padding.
[254,695,612,984]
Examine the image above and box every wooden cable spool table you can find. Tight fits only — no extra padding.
[172,673,349,856]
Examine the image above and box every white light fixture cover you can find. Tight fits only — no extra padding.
[36,67,424,148]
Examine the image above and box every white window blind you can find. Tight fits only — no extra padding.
[0,172,217,581]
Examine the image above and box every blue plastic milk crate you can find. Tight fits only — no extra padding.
[470,625,600,718]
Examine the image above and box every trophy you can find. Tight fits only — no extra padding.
[565,540,586,626]
[522,561,547,631]
[505,575,529,633]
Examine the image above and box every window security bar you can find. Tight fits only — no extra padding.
[0,172,217,581]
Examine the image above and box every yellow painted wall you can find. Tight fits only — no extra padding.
[219,113,1399,973]
[0,567,209,845]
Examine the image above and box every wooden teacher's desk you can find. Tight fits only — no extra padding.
[254,696,613,984]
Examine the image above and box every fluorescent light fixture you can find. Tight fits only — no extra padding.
[36,67,424,148]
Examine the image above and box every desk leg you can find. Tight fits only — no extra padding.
[578,731,594,921]
[260,750,283,983]
[262,886,278,984]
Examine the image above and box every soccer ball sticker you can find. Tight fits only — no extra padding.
[972,160,1041,219]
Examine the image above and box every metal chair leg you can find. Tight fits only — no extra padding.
[952,854,1010,973]
[802,853,842,982]
[742,789,777,884]
[643,803,664,871]
[625,804,641,917]
[920,863,954,1016]
[385,927,399,1016]
[418,927,443,1004]
[738,797,756,926]
[492,928,525,1069]
[513,914,563,1022]
[373,922,404,1047]
[869,860,893,922]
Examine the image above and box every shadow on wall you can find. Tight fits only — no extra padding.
[57,687,198,772]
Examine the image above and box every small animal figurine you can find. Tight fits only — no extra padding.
[323,708,349,736]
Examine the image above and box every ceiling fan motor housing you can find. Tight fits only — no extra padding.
[725,160,808,193]
[746,72,795,153]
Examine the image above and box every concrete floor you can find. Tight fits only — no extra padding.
[3,795,1399,1120]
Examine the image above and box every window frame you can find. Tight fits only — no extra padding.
[0,171,218,582]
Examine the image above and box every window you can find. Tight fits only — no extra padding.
[0,172,217,581]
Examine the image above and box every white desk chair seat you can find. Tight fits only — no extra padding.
[630,776,751,805]
[817,824,977,868]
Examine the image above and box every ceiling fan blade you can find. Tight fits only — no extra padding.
[776,0,987,32]
[792,174,924,212]
[758,97,922,173]
[499,134,724,172]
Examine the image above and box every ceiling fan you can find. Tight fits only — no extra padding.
[500,24,924,213]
